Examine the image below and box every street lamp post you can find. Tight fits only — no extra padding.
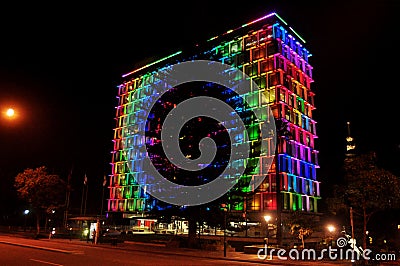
[221,203,228,257]
[24,209,30,232]
[264,215,272,247]
[224,209,227,257]
[326,224,336,246]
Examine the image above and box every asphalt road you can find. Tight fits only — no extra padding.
[0,242,259,265]
[0,235,262,266]
[0,233,377,265]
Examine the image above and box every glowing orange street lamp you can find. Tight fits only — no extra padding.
[2,106,24,127]
[6,108,15,118]
[327,224,336,233]
[2,107,18,121]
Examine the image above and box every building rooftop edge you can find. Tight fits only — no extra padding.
[121,12,308,79]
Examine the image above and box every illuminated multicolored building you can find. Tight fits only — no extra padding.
[108,12,320,236]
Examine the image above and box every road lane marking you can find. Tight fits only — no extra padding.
[29,258,63,265]
[70,250,85,254]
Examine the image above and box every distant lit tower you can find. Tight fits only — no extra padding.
[345,121,356,157]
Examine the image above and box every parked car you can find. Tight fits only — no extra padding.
[102,229,121,237]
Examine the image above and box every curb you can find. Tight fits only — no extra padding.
[0,240,81,254]
[124,241,165,247]
[110,242,297,265]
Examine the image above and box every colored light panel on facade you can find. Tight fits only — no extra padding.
[110,12,319,214]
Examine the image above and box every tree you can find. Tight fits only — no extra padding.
[328,151,400,251]
[14,166,66,236]
[285,210,316,248]
[289,224,312,248]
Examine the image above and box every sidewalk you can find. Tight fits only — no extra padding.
[40,236,352,265]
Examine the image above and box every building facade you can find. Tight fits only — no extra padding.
[108,12,320,238]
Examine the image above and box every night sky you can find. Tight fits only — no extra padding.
[1,1,399,216]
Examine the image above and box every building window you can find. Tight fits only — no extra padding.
[292,194,298,211]
[309,198,314,212]
[268,72,281,87]
[249,193,261,211]
[281,173,287,191]
[230,39,242,54]
[284,106,291,121]
[263,193,276,210]
[254,75,267,89]
[268,88,276,103]
[245,34,257,48]
[260,58,274,73]
[297,98,304,112]
[276,56,285,70]
[289,94,295,108]
[244,63,258,77]
[266,40,280,56]
[252,47,266,60]
[283,193,289,210]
